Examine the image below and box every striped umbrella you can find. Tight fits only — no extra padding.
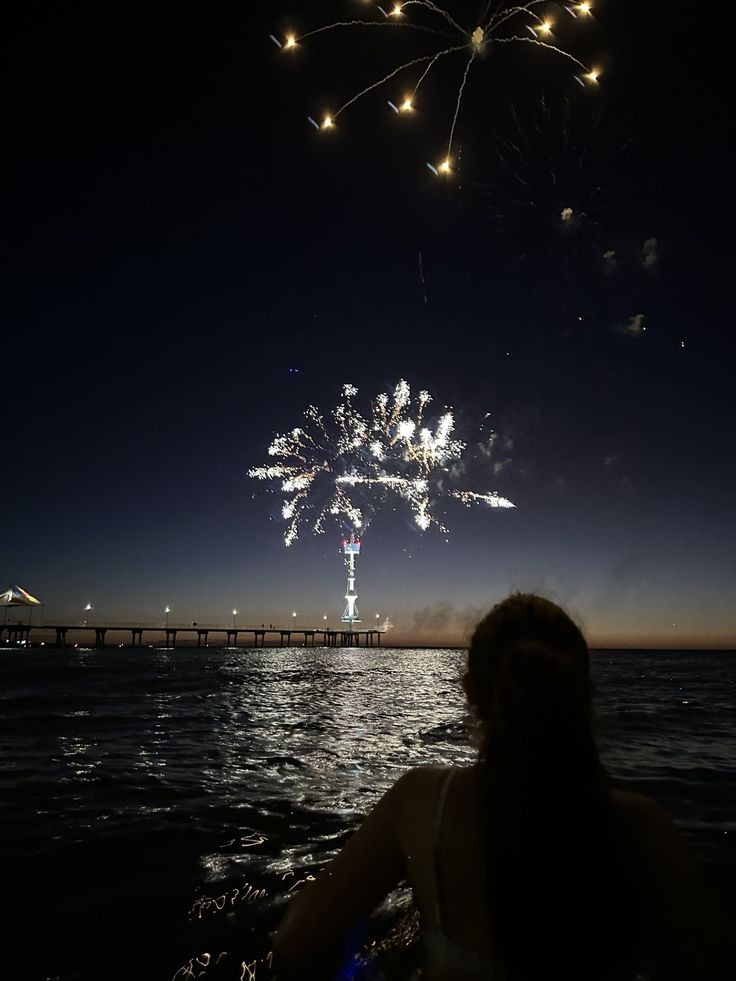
[1,585,42,626]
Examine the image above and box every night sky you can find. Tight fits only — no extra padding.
[3,0,735,647]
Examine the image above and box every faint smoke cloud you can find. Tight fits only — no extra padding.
[476,433,513,477]
[642,238,659,268]
[477,434,514,460]
[457,604,485,635]
[623,313,646,337]
[414,600,454,631]
[413,601,487,635]
[603,249,617,271]
[477,438,495,460]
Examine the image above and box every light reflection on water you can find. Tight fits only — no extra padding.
[1,646,734,980]
[209,648,472,811]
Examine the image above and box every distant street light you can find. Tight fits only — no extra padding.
[292,611,297,628]
[232,609,238,629]
[165,606,171,629]
[83,602,93,626]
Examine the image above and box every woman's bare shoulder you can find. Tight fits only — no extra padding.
[391,764,451,797]
[390,765,474,820]
[609,788,713,897]
[610,792,733,977]
[393,764,472,790]
[611,787,664,811]
[610,788,683,844]
[610,787,664,819]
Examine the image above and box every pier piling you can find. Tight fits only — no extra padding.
[3,623,384,649]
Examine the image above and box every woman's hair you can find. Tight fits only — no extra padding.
[467,594,640,980]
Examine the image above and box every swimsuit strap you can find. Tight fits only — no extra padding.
[432,768,457,931]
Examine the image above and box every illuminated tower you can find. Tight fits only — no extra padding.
[341,533,362,631]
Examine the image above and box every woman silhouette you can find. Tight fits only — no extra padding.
[275,594,730,980]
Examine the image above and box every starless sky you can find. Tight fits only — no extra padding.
[2,1,735,647]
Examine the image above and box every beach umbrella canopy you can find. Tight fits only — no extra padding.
[0,585,42,607]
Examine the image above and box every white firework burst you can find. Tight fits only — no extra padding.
[249,380,515,545]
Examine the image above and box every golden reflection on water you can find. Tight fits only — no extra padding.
[171,950,274,980]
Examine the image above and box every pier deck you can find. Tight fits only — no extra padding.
[1,622,382,649]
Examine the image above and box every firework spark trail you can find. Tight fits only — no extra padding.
[296,20,450,42]
[249,381,515,545]
[418,250,428,303]
[411,49,450,100]
[333,48,466,122]
[446,50,476,159]
[273,2,601,172]
[492,34,591,74]
[480,91,645,305]
[401,0,467,34]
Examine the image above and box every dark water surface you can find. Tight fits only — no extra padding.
[2,646,734,980]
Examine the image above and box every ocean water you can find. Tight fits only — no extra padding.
[1,646,734,980]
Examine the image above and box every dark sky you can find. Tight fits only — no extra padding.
[3,0,735,645]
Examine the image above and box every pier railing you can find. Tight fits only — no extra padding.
[0,621,383,649]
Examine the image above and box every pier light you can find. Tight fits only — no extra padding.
[232,609,238,628]
[164,606,171,628]
[83,602,93,626]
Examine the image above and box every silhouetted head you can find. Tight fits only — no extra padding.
[466,596,635,979]
[465,593,595,784]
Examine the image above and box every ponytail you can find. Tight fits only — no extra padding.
[489,640,598,790]
[467,595,640,980]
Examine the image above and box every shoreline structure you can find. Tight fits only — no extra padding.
[0,621,385,649]
[1,622,733,654]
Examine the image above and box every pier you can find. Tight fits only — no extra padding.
[0,621,383,649]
